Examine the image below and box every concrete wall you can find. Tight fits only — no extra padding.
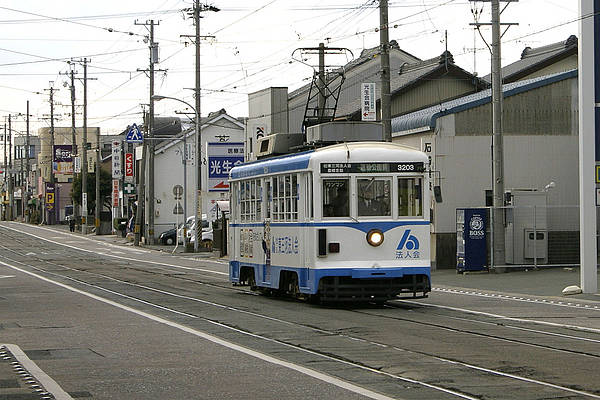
[153,116,244,236]
[393,75,579,268]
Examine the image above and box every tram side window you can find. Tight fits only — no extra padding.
[357,178,391,217]
[272,174,299,221]
[240,181,248,222]
[266,180,271,219]
[398,177,423,217]
[239,179,262,222]
[323,179,349,217]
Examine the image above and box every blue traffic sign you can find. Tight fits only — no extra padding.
[126,123,143,143]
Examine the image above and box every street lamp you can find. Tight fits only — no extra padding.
[152,94,202,252]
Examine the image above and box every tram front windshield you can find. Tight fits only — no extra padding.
[322,176,423,218]
[357,178,391,217]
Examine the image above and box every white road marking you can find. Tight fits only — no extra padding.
[1,260,396,400]
[1,224,228,276]
[433,287,600,310]
[400,299,600,334]
[0,275,15,279]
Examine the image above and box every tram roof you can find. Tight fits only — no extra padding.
[230,142,426,180]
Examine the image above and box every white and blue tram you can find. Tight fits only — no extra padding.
[228,142,431,302]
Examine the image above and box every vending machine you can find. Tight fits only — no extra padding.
[456,208,489,273]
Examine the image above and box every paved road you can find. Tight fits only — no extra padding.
[1,221,599,400]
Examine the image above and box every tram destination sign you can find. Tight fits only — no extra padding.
[320,162,424,174]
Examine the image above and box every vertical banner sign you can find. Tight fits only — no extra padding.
[112,140,122,179]
[74,156,81,173]
[112,179,119,208]
[361,83,376,122]
[207,142,244,192]
[82,192,87,219]
[53,145,73,175]
[124,153,134,183]
[45,183,55,211]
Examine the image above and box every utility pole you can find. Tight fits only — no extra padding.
[70,67,78,224]
[136,19,161,245]
[379,0,392,142]
[469,0,517,269]
[490,0,504,268]
[8,115,13,221]
[3,123,6,220]
[46,83,56,224]
[194,3,202,252]
[181,2,218,251]
[95,128,100,235]
[82,59,89,234]
[25,100,30,222]
[318,43,326,122]
[134,109,147,247]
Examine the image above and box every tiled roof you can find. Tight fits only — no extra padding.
[483,35,578,83]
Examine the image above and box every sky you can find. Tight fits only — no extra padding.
[0,0,580,141]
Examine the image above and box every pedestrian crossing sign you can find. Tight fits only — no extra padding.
[126,123,143,143]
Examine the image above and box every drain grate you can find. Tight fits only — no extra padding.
[0,344,77,400]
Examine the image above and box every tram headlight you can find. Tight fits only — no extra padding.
[366,229,384,247]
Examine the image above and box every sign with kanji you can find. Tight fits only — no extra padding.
[112,179,119,208]
[125,153,134,182]
[361,83,376,122]
[206,142,244,192]
[112,140,122,179]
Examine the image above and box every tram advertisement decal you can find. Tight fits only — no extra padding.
[321,162,424,174]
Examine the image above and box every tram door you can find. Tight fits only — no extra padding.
[263,180,272,285]
[300,173,312,290]
[263,219,271,283]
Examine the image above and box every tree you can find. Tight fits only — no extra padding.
[71,168,112,215]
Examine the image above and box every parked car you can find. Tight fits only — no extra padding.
[187,215,213,246]
[158,223,182,245]
[158,215,212,246]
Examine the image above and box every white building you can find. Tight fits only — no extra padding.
[152,110,245,236]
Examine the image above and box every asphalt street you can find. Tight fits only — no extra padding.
[1,221,599,400]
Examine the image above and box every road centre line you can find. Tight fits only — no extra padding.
[0,260,397,400]
[1,224,227,276]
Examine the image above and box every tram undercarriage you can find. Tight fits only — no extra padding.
[238,266,430,303]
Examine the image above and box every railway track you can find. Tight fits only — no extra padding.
[2,223,600,399]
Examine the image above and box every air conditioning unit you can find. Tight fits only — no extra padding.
[256,133,304,159]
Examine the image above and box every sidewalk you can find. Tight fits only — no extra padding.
[432,267,600,302]
[48,222,220,259]
[20,222,600,303]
